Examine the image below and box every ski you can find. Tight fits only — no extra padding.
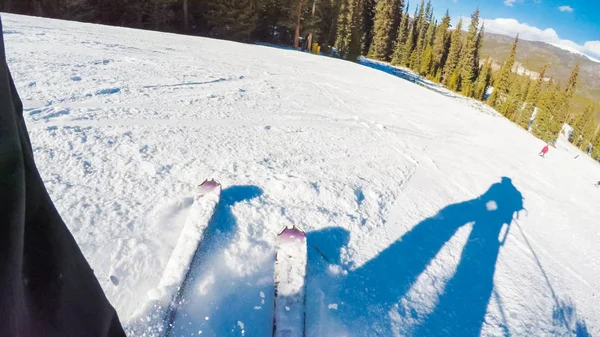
[273,225,308,337]
[154,179,221,336]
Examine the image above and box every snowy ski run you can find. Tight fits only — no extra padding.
[4,12,600,337]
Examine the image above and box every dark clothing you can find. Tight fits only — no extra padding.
[0,18,125,337]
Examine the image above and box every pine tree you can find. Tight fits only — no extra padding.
[489,34,518,107]
[419,16,436,76]
[315,0,343,53]
[256,0,284,42]
[564,59,581,102]
[147,0,174,30]
[335,0,365,61]
[335,0,352,56]
[473,57,492,100]
[391,4,410,65]
[570,105,597,150]
[390,0,404,58]
[420,45,433,76]
[474,23,484,75]
[206,0,256,41]
[348,0,366,60]
[362,0,377,55]
[443,18,463,85]
[525,65,548,105]
[290,0,307,48]
[519,64,548,128]
[580,117,597,152]
[305,0,324,50]
[499,74,520,119]
[533,80,563,142]
[368,0,402,61]
[518,75,531,115]
[514,79,536,130]
[408,0,426,68]
[591,128,600,159]
[447,68,460,91]
[561,59,581,124]
[458,8,480,96]
[270,0,310,46]
[410,0,431,69]
[533,84,556,142]
[401,5,419,66]
[431,10,451,80]
[413,0,425,32]
[508,75,530,122]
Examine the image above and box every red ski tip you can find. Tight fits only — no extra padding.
[277,225,306,240]
[197,179,221,194]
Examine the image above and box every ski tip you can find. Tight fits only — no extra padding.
[197,178,221,194]
[277,225,306,240]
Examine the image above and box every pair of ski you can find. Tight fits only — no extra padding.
[158,179,307,337]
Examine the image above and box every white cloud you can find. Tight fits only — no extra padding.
[504,0,517,6]
[584,41,600,56]
[457,16,600,62]
[558,5,574,12]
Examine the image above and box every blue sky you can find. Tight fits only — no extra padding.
[423,0,600,60]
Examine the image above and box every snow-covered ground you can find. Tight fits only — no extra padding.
[4,13,600,337]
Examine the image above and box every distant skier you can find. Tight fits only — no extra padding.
[539,144,549,158]
[595,181,600,187]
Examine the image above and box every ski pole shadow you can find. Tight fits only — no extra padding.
[307,177,526,336]
[553,299,592,337]
[512,218,592,337]
[165,185,264,337]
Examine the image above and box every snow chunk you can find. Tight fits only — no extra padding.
[327,264,344,275]
[486,200,498,211]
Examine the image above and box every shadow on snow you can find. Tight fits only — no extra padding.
[307,177,591,337]
[359,58,459,99]
[165,185,267,337]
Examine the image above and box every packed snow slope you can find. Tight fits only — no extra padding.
[4,13,600,337]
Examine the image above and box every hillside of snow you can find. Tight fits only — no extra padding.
[547,42,600,64]
[3,13,600,337]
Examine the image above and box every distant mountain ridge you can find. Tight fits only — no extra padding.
[480,32,600,112]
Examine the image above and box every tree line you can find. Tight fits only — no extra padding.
[0,0,343,49]
[3,0,599,158]
[487,36,600,159]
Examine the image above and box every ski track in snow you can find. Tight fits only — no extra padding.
[4,13,600,337]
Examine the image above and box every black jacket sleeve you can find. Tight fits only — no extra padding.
[0,17,126,337]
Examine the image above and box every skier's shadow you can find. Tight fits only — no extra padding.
[307,177,524,337]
